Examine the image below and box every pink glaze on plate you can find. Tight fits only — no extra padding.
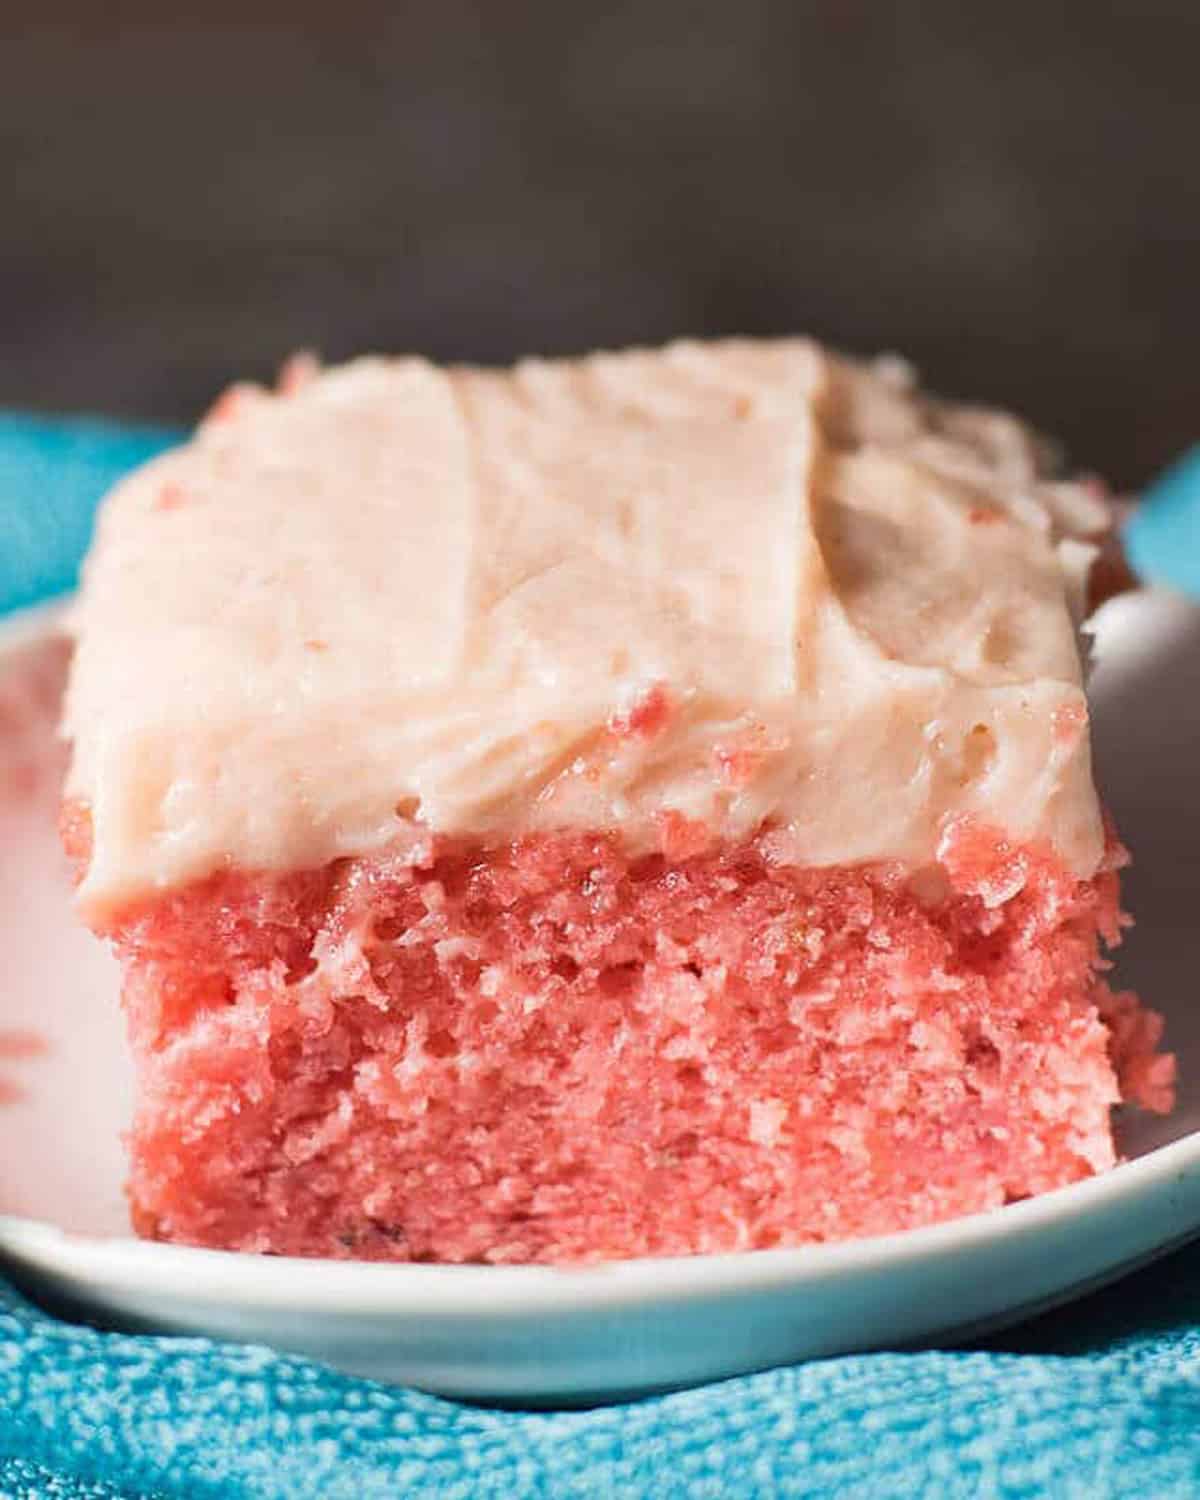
[0,627,128,1233]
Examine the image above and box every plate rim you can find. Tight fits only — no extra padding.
[6,1122,1200,1317]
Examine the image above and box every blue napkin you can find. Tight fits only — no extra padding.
[1126,446,1200,598]
[0,412,182,617]
[4,413,1200,1500]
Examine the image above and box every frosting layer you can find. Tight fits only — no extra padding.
[64,339,1112,915]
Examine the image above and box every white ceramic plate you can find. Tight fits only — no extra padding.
[1,592,1198,1404]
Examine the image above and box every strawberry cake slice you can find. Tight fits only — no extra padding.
[61,339,1172,1263]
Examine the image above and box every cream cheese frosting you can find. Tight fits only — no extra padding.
[63,339,1114,916]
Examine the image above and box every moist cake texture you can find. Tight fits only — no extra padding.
[61,339,1173,1262]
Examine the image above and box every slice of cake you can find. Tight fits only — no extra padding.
[60,339,1172,1263]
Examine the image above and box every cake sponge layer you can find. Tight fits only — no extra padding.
[63,810,1171,1263]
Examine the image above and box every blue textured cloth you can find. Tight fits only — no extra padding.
[4,1260,1200,1499]
[0,413,182,618]
[3,412,1200,1500]
[1126,445,1200,598]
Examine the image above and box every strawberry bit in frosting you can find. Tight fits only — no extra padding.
[202,382,264,426]
[154,481,187,512]
[1052,699,1089,748]
[607,682,674,739]
[713,721,789,788]
[278,350,321,396]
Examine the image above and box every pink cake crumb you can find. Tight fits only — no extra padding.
[64,805,1171,1264]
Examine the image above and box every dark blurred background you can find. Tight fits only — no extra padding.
[1,1,1196,486]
